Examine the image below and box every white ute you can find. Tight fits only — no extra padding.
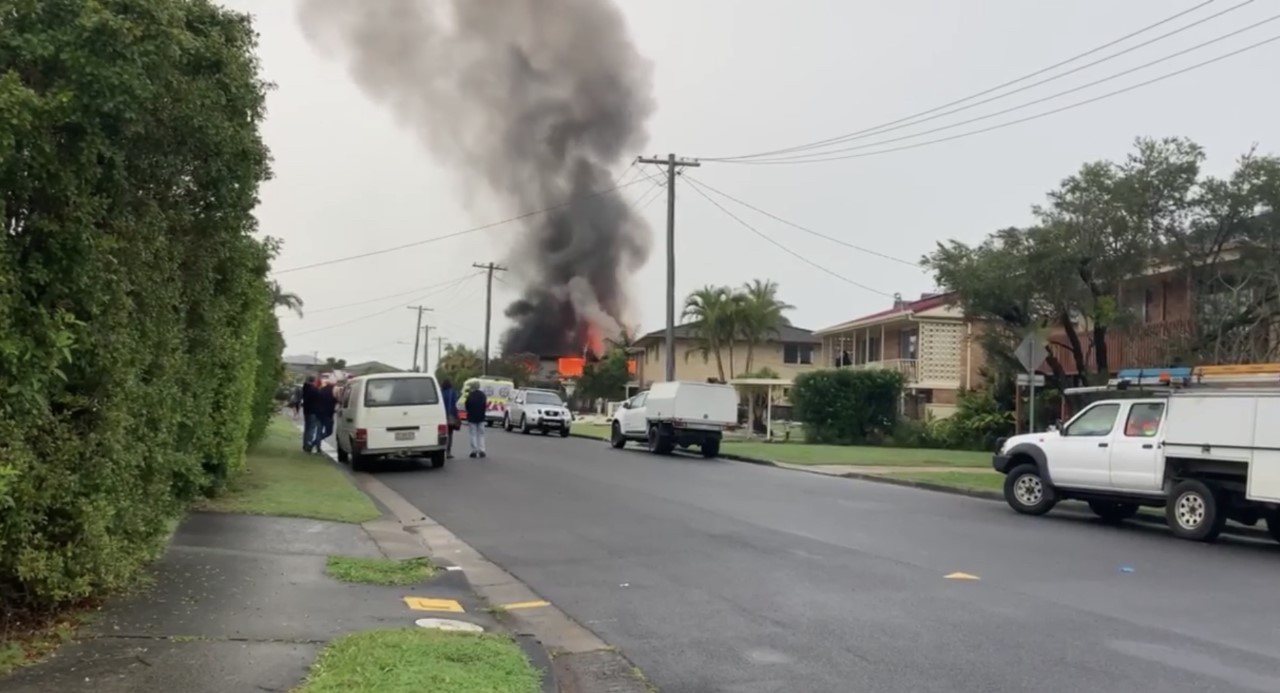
[610,381,738,458]
[992,365,1280,543]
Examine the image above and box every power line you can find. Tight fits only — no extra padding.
[274,176,649,274]
[715,32,1280,166]
[726,13,1280,164]
[290,273,477,337]
[710,0,1258,163]
[683,176,894,298]
[703,0,1224,161]
[684,175,920,268]
[298,273,484,315]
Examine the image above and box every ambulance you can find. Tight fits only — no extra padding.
[460,376,516,427]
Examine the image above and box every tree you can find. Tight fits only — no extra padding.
[270,280,304,317]
[681,285,733,381]
[737,279,794,373]
[322,357,348,371]
[577,347,632,402]
[435,344,484,386]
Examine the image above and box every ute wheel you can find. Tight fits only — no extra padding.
[1088,500,1140,524]
[609,422,626,449]
[560,428,571,438]
[541,428,549,436]
[1264,508,1280,544]
[1167,479,1226,542]
[336,443,349,463]
[647,425,674,455]
[701,439,721,458]
[1003,463,1057,516]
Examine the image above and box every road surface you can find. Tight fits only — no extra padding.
[379,431,1280,693]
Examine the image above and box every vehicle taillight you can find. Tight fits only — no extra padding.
[437,424,447,437]
[355,428,368,448]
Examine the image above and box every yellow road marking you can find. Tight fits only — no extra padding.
[501,600,550,611]
[944,572,980,581]
[403,597,465,613]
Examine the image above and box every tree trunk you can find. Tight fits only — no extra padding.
[711,340,725,382]
[744,341,755,374]
[727,341,736,380]
[1058,309,1089,384]
[1092,323,1110,377]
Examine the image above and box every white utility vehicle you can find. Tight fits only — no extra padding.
[335,373,448,472]
[993,365,1280,543]
[610,381,739,458]
[505,388,572,437]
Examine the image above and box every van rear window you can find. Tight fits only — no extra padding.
[364,378,439,407]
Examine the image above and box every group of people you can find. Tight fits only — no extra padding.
[288,374,491,460]
[440,378,490,459]
[290,377,338,453]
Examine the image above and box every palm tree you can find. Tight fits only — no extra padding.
[737,279,794,373]
[681,285,733,382]
[270,280,304,317]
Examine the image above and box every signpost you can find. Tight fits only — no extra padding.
[1015,332,1047,433]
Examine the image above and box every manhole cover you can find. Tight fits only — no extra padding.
[415,618,485,633]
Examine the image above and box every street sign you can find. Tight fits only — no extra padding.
[1014,333,1047,373]
[1016,373,1045,387]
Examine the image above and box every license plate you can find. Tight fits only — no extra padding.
[394,431,415,441]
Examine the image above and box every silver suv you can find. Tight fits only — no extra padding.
[504,388,572,437]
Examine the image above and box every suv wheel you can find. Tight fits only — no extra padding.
[520,415,531,434]
[1003,463,1057,516]
[504,415,512,432]
[1166,479,1226,542]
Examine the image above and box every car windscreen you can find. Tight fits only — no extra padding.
[525,392,562,406]
[364,378,439,407]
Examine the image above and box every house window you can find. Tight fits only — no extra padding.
[898,330,918,360]
[784,344,814,365]
[1124,287,1154,324]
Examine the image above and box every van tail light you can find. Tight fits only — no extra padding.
[355,428,368,449]
[437,424,448,439]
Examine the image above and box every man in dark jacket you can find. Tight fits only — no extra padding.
[301,378,320,452]
[310,381,339,452]
[440,379,460,459]
[464,386,488,458]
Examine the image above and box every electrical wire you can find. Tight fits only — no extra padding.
[725,13,1280,164]
[710,0,1259,163]
[683,175,920,268]
[297,272,486,315]
[683,176,894,298]
[290,273,478,336]
[716,32,1280,165]
[702,0,1225,161]
[273,175,649,274]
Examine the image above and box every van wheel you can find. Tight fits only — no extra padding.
[1003,464,1057,516]
[350,444,369,473]
[1088,500,1140,524]
[1167,479,1226,542]
[609,423,626,449]
[336,444,349,463]
[428,451,446,469]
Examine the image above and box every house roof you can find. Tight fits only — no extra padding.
[635,322,821,345]
[815,292,958,335]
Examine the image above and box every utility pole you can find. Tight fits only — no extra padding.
[636,153,700,382]
[472,262,508,375]
[421,324,434,375]
[407,305,432,371]
[436,336,448,365]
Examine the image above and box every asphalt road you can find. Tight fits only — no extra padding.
[379,430,1280,693]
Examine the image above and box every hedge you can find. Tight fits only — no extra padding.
[0,0,281,609]
[791,369,905,444]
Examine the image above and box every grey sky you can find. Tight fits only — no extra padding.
[221,0,1279,368]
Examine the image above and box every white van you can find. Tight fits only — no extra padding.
[335,373,448,471]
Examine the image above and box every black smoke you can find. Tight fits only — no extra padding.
[298,0,654,356]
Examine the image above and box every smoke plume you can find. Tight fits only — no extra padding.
[298,0,654,356]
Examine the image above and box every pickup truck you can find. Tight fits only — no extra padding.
[993,389,1280,543]
[610,381,738,458]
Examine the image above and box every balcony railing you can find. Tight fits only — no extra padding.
[852,358,918,382]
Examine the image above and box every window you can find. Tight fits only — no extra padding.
[364,377,439,407]
[1124,402,1164,437]
[631,392,647,408]
[898,330,918,360]
[340,384,353,408]
[1064,403,1120,437]
[784,344,814,365]
[525,391,563,406]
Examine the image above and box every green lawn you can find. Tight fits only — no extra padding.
[297,629,541,693]
[198,418,380,523]
[887,470,1006,493]
[325,557,436,586]
[573,423,989,468]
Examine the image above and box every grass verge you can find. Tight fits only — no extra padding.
[197,418,379,523]
[297,628,541,693]
[325,556,436,586]
[573,423,989,468]
[0,608,85,676]
[886,470,1006,493]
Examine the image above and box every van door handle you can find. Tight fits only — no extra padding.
[1142,443,1153,449]
[1098,442,1109,448]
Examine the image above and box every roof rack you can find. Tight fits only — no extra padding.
[1064,363,1280,396]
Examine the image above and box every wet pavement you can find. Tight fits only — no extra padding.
[2,512,494,693]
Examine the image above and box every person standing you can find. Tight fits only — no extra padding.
[310,380,339,452]
[440,378,460,459]
[301,377,320,452]
[464,385,488,458]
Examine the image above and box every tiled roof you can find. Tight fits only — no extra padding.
[636,322,821,344]
[816,292,958,335]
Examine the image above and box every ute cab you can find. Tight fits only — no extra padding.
[335,373,448,471]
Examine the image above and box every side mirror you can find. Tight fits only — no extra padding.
[1047,423,1059,432]
[621,402,631,409]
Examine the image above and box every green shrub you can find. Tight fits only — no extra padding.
[792,369,905,444]
[889,390,1013,451]
[0,0,277,609]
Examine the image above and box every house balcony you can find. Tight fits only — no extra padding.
[854,358,918,382]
